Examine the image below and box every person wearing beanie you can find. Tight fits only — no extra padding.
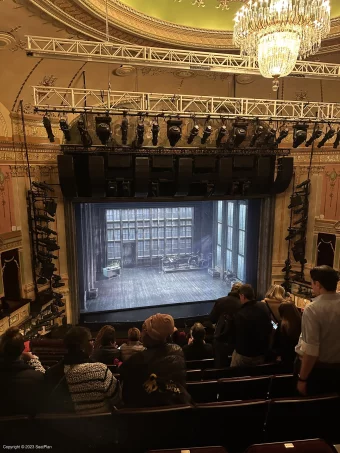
[120,313,190,407]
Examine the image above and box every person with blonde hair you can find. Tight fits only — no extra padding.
[263,284,289,323]
[120,327,145,362]
[91,325,120,364]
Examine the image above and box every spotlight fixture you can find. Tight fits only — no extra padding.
[187,124,200,144]
[43,115,55,143]
[36,225,57,236]
[293,124,308,148]
[216,125,227,147]
[296,179,310,189]
[121,117,129,145]
[275,127,289,145]
[136,120,145,147]
[95,116,112,145]
[59,118,71,142]
[250,125,264,147]
[35,214,55,223]
[32,181,54,192]
[44,200,57,217]
[227,122,248,148]
[152,121,160,146]
[318,126,336,148]
[288,193,303,209]
[305,128,323,147]
[201,125,212,145]
[262,127,277,147]
[333,129,340,149]
[77,116,92,148]
[167,119,182,147]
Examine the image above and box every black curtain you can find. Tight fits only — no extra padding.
[245,199,262,296]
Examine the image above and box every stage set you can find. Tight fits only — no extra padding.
[76,200,256,322]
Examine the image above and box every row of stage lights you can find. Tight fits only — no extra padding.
[42,114,340,149]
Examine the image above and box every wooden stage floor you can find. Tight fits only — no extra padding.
[83,267,230,314]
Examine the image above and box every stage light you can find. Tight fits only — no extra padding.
[275,127,289,145]
[59,118,71,142]
[38,238,60,251]
[38,251,58,260]
[293,124,308,148]
[216,125,227,147]
[95,116,112,145]
[107,181,117,197]
[43,115,55,143]
[187,124,200,144]
[305,128,323,147]
[296,179,310,189]
[32,181,54,192]
[201,125,212,145]
[288,193,303,209]
[36,225,57,236]
[44,200,57,217]
[227,122,248,148]
[250,125,264,147]
[122,181,131,197]
[40,261,55,279]
[136,120,145,147]
[35,214,55,223]
[318,126,336,148]
[262,127,277,147]
[77,116,92,148]
[167,119,182,147]
[37,277,48,285]
[121,117,129,145]
[152,121,160,146]
[333,129,340,149]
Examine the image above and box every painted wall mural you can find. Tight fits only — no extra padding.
[320,165,340,221]
[0,165,15,234]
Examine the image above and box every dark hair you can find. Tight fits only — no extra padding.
[239,284,255,301]
[279,302,301,342]
[64,326,91,352]
[128,327,140,342]
[192,323,205,343]
[94,325,116,349]
[310,265,339,292]
[0,327,24,360]
[202,320,214,335]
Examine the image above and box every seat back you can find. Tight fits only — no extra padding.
[186,369,203,381]
[148,447,228,453]
[218,376,272,402]
[268,374,297,399]
[245,439,337,453]
[202,368,231,380]
[0,415,34,445]
[186,359,215,370]
[187,381,219,403]
[265,395,340,444]
[195,400,269,452]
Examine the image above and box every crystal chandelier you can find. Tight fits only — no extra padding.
[234,0,331,81]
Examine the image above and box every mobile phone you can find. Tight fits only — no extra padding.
[271,320,278,330]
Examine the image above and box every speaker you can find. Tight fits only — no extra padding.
[194,156,216,171]
[215,157,233,195]
[253,156,275,193]
[175,158,192,196]
[135,157,150,197]
[89,156,105,198]
[152,156,173,169]
[271,157,294,194]
[57,155,77,197]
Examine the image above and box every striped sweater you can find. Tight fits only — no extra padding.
[64,362,121,414]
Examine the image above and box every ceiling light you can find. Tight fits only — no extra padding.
[95,116,112,145]
[234,0,330,83]
[167,119,182,147]
[318,126,336,148]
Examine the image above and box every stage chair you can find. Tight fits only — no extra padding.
[186,359,215,370]
[268,374,297,399]
[245,439,338,453]
[218,376,272,402]
[113,404,194,453]
[148,447,228,453]
[265,395,340,444]
[186,369,203,381]
[187,380,219,403]
[194,400,269,452]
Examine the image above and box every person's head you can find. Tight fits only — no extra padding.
[0,327,24,361]
[128,327,141,342]
[265,284,286,302]
[231,282,242,295]
[172,329,187,347]
[191,323,205,343]
[239,284,255,304]
[279,302,301,341]
[64,326,93,357]
[310,266,339,295]
[94,325,116,349]
[142,313,175,347]
[202,320,214,336]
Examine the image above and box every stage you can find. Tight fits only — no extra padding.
[82,267,229,314]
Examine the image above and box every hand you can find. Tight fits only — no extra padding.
[297,380,308,396]
[21,351,35,362]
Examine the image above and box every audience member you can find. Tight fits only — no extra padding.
[91,325,121,364]
[183,323,214,361]
[45,326,121,413]
[202,321,215,345]
[230,284,272,367]
[295,266,340,396]
[210,281,242,324]
[274,302,301,366]
[120,327,145,361]
[172,328,187,347]
[120,313,190,407]
[0,327,45,415]
[262,284,288,323]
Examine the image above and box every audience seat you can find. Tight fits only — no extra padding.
[113,404,194,453]
[265,395,340,444]
[268,374,297,399]
[186,359,215,370]
[0,415,34,446]
[202,368,236,381]
[194,400,269,453]
[148,447,228,453]
[186,369,203,381]
[218,376,271,402]
[187,380,219,403]
[245,439,337,453]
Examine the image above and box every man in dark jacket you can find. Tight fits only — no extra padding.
[230,284,272,367]
[183,322,214,361]
[120,313,190,407]
[0,327,45,415]
[210,282,242,324]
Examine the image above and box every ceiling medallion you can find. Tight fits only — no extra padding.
[233,0,331,88]
[235,74,254,85]
[174,70,195,79]
[0,32,16,50]
[113,65,136,76]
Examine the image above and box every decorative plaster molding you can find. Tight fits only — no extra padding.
[0,240,22,253]
[314,219,340,235]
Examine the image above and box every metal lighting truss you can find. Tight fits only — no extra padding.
[33,86,340,122]
[26,36,340,80]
